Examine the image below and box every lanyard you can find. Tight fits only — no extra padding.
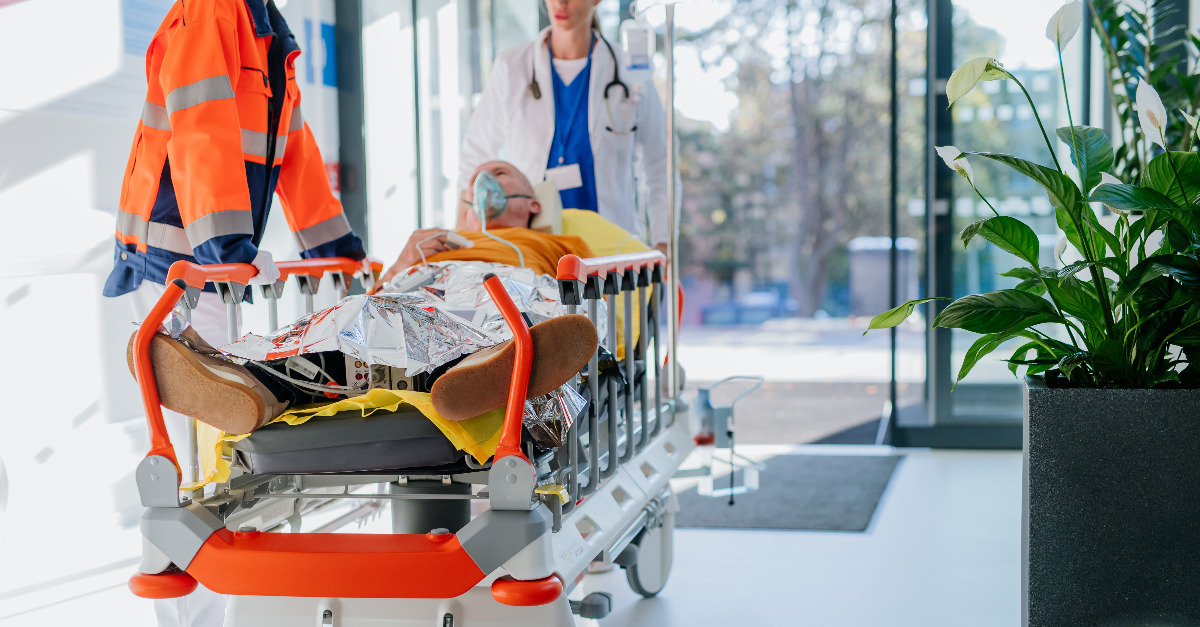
[548,34,594,166]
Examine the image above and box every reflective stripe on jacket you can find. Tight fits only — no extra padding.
[104,0,364,297]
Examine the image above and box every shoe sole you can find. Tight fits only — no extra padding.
[126,332,264,435]
[430,314,598,421]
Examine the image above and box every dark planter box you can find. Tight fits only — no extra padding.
[1024,376,1200,627]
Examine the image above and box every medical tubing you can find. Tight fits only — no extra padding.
[481,274,532,463]
[636,281,649,449]
[621,278,636,463]
[604,289,619,478]
[257,364,362,396]
[480,223,525,268]
[585,297,601,496]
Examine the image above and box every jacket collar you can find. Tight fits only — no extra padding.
[243,1,301,56]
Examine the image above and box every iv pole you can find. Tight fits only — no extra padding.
[631,0,684,398]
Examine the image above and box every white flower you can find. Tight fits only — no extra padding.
[1045,2,1083,51]
[946,57,1008,107]
[1055,236,1069,262]
[1183,110,1200,142]
[1137,80,1168,148]
[935,145,974,180]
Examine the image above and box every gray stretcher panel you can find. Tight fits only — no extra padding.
[230,407,465,475]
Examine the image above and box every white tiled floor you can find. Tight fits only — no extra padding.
[0,447,1021,626]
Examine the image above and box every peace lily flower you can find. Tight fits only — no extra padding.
[1136,80,1168,148]
[1055,236,1069,262]
[935,145,974,180]
[1045,1,1083,51]
[946,57,1009,107]
[1182,110,1200,142]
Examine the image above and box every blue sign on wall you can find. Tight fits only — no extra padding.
[303,18,338,88]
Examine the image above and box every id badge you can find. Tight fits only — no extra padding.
[545,163,584,191]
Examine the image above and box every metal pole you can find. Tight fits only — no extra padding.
[664,3,680,398]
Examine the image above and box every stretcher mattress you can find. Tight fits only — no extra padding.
[231,407,466,475]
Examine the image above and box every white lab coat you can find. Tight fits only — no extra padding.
[459,27,674,246]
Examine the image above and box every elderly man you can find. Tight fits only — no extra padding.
[131,161,599,435]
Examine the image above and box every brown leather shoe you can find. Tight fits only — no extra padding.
[430,314,598,421]
[126,330,286,435]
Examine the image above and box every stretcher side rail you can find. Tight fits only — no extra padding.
[554,251,667,518]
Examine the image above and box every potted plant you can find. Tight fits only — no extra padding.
[867,2,1200,625]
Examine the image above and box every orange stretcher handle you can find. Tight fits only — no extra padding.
[137,257,382,472]
[482,273,532,464]
[555,250,666,282]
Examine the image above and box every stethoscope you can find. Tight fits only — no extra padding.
[527,29,637,135]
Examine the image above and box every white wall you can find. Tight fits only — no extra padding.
[0,0,342,617]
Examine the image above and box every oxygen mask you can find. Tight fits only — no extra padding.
[472,170,508,222]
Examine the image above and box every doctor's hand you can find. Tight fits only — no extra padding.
[248,249,281,286]
[380,228,452,284]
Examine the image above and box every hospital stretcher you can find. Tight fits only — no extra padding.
[126,250,697,626]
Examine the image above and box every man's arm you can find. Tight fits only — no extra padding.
[379,229,453,283]
[276,89,366,261]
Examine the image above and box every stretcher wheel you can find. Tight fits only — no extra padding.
[625,507,674,598]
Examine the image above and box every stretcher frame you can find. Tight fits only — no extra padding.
[127,249,695,626]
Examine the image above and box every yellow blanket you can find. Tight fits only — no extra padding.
[184,389,505,491]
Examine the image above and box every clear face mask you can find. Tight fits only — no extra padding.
[470,169,530,268]
[472,170,533,222]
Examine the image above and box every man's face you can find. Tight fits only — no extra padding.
[463,161,542,230]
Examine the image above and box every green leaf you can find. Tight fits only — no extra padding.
[1056,352,1091,380]
[1055,208,1085,256]
[863,298,946,334]
[932,290,1062,334]
[1000,267,1040,280]
[1141,151,1200,208]
[957,330,1030,384]
[1046,276,1105,329]
[970,152,1083,215]
[1116,255,1200,304]
[959,216,1041,268]
[1006,341,1044,376]
[1081,208,1121,259]
[1056,126,1114,194]
[1089,183,1179,211]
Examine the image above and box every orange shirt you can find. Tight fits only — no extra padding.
[428,228,593,276]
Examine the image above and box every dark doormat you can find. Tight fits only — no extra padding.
[674,454,903,532]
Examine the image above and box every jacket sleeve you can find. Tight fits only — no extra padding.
[458,49,514,194]
[635,83,679,248]
[158,13,258,265]
[275,87,366,261]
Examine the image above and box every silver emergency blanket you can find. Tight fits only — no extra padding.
[220,261,606,376]
[524,381,587,449]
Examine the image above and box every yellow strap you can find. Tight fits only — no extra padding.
[189,388,506,489]
[535,483,570,504]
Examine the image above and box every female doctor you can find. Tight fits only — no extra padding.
[457,0,672,255]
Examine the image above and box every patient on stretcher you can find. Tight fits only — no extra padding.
[127,161,600,436]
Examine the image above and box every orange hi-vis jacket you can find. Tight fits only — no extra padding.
[104,0,364,297]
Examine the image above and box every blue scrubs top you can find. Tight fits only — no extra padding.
[547,37,599,212]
